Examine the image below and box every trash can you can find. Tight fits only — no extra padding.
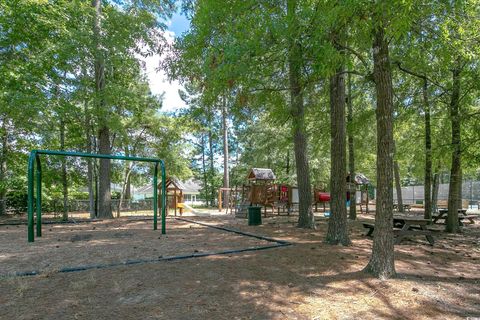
[248,206,262,226]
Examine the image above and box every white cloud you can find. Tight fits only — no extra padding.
[140,30,186,112]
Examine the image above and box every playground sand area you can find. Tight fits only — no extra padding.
[0,214,479,319]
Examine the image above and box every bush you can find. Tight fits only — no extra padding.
[6,191,28,214]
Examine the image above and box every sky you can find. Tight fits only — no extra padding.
[142,11,191,113]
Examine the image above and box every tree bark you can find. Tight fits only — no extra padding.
[117,162,133,218]
[93,0,112,218]
[84,101,95,219]
[0,117,8,215]
[431,165,440,214]
[423,79,432,220]
[201,133,208,205]
[347,73,356,220]
[394,159,403,213]
[326,66,351,245]
[208,115,215,207]
[60,117,68,221]
[287,0,314,229]
[446,61,462,233]
[364,23,396,279]
[222,94,229,209]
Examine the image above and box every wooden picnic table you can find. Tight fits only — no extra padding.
[393,216,435,245]
[432,208,474,225]
[363,215,435,245]
[393,204,411,212]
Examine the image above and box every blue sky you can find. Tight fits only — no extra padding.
[169,11,190,36]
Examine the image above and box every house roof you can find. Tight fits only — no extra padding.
[137,178,202,194]
[247,168,276,181]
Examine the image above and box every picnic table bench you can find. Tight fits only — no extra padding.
[363,216,435,245]
[432,208,477,225]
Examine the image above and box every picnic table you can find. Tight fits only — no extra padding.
[363,215,435,245]
[393,204,411,212]
[432,208,477,225]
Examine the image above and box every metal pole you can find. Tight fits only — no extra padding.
[153,162,158,230]
[27,151,36,242]
[36,154,42,237]
[161,160,166,234]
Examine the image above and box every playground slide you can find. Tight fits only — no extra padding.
[181,203,199,215]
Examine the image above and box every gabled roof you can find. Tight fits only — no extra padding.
[137,178,202,194]
[347,173,370,185]
[247,168,276,181]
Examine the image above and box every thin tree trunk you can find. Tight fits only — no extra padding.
[117,162,134,218]
[431,165,441,214]
[93,0,112,218]
[287,0,314,229]
[201,133,208,206]
[60,117,68,221]
[446,61,462,233]
[347,73,356,220]
[125,175,131,200]
[394,159,403,213]
[0,117,8,215]
[222,94,229,209]
[84,101,95,219]
[326,64,351,245]
[364,22,396,279]
[208,120,215,207]
[286,149,290,175]
[423,79,432,220]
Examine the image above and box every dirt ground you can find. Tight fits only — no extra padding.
[0,212,479,319]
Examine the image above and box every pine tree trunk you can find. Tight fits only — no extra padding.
[93,0,112,218]
[60,117,68,221]
[347,73,356,220]
[201,133,208,206]
[364,23,396,279]
[423,79,432,220]
[208,121,215,207]
[431,165,440,214]
[326,67,350,245]
[84,101,95,219]
[394,159,403,213]
[0,118,8,215]
[125,175,131,200]
[446,61,462,233]
[286,150,290,175]
[287,0,314,229]
[222,95,229,209]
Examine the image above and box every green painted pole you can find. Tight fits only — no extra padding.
[153,162,158,230]
[160,160,166,234]
[25,150,166,241]
[27,151,36,242]
[35,155,42,237]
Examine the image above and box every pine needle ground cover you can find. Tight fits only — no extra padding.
[0,215,478,319]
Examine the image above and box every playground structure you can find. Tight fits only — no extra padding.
[158,177,185,216]
[314,173,371,213]
[313,189,331,212]
[220,168,298,217]
[26,150,166,242]
[347,172,371,214]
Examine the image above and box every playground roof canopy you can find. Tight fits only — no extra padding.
[350,173,370,185]
[247,168,276,181]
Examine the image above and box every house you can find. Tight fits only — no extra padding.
[134,178,204,205]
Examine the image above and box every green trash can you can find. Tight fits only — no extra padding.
[248,206,262,226]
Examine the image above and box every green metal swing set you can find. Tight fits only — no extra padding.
[27,150,166,242]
